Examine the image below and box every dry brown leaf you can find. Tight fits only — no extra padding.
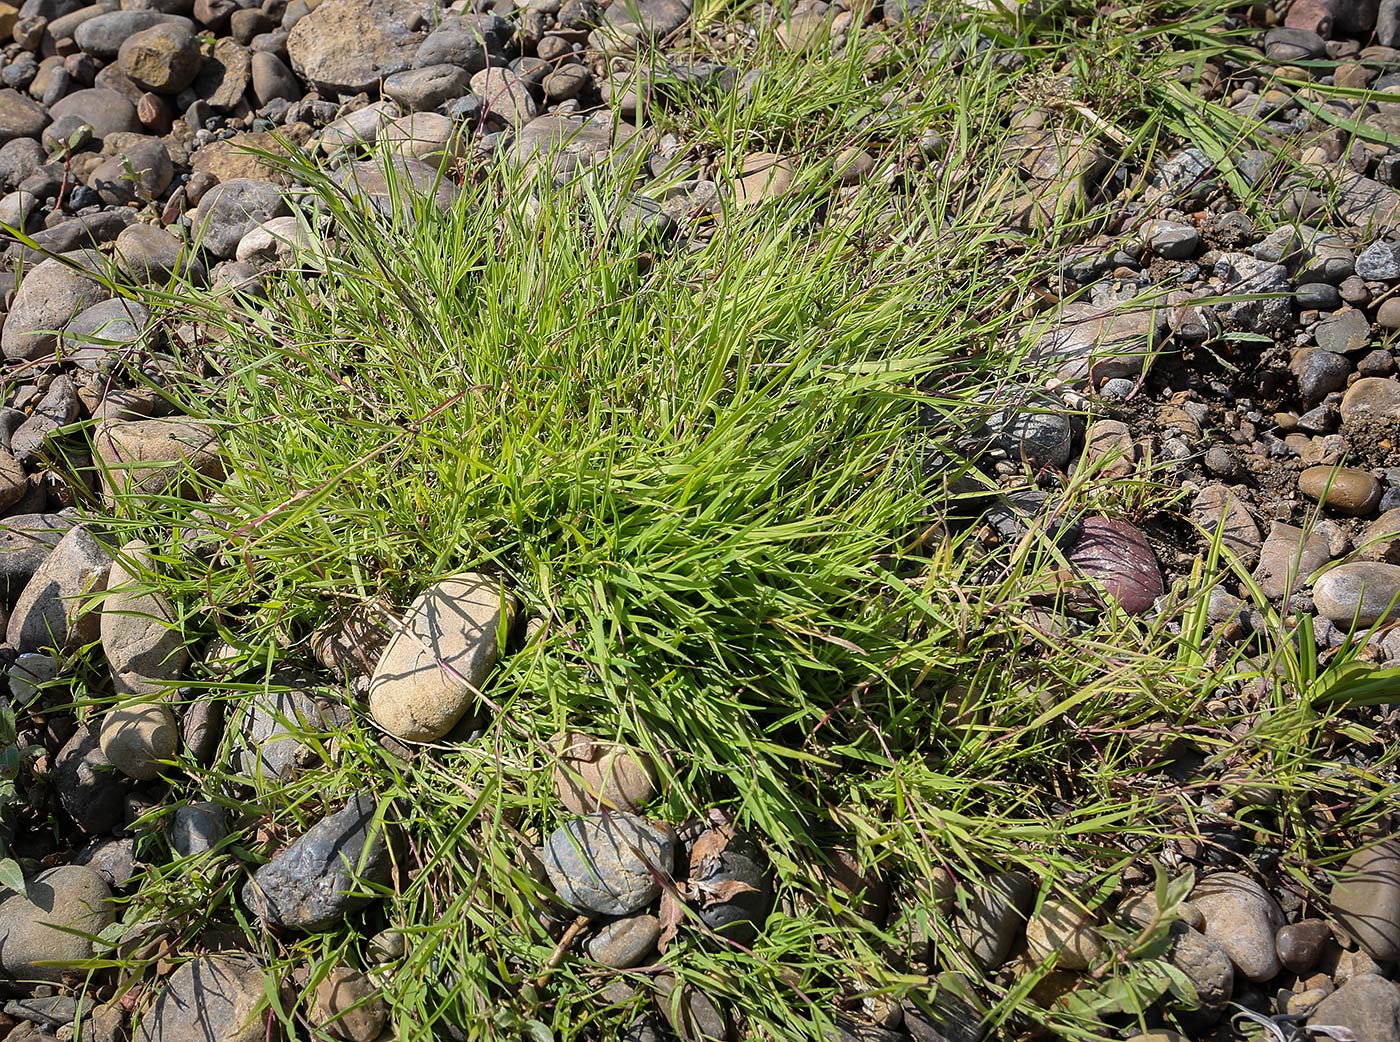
[688,823,735,875]
[657,887,684,952]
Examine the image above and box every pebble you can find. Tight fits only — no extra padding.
[953,870,1034,970]
[235,678,330,782]
[1313,562,1400,626]
[118,22,201,93]
[1,249,108,362]
[1360,508,1400,562]
[101,540,188,697]
[1143,219,1200,259]
[688,827,773,944]
[1291,348,1352,404]
[242,791,392,930]
[1030,301,1166,385]
[0,866,114,984]
[1190,871,1284,983]
[587,914,662,967]
[554,732,659,813]
[1253,521,1331,600]
[7,525,112,653]
[92,417,223,506]
[1276,918,1332,974]
[1341,377,1400,425]
[1308,974,1400,1042]
[191,178,293,260]
[1298,465,1383,515]
[134,955,270,1042]
[543,812,675,916]
[1023,898,1102,970]
[311,966,387,1042]
[1359,239,1400,280]
[54,722,130,834]
[0,515,71,603]
[171,801,228,858]
[470,67,537,125]
[382,63,470,111]
[1191,484,1262,568]
[1327,840,1400,957]
[1165,923,1235,1022]
[1314,307,1373,354]
[654,975,732,1042]
[367,571,515,742]
[99,700,178,781]
[1064,517,1164,614]
[1083,419,1134,479]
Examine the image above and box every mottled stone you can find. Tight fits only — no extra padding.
[241,792,391,931]
[544,812,675,916]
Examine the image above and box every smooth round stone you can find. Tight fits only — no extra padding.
[75,11,191,58]
[1314,562,1400,627]
[1277,918,1332,975]
[1379,297,1400,330]
[1143,219,1200,259]
[1298,465,1382,515]
[250,51,301,106]
[1341,377,1400,425]
[543,813,675,916]
[382,63,469,111]
[953,870,1034,970]
[311,966,386,1042]
[191,178,291,260]
[1296,282,1341,310]
[554,731,658,814]
[379,110,461,168]
[1191,871,1285,983]
[654,975,732,1042]
[1360,508,1400,562]
[1024,899,1103,970]
[1065,516,1164,615]
[134,955,269,1042]
[469,67,536,125]
[63,298,153,369]
[54,721,130,834]
[1165,922,1234,1021]
[171,801,228,857]
[99,700,179,780]
[367,572,514,742]
[587,914,661,967]
[0,865,114,984]
[49,88,140,143]
[990,405,1072,471]
[115,223,202,284]
[1,248,108,362]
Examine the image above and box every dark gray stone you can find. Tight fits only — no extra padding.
[54,721,129,835]
[544,812,675,916]
[241,791,392,931]
[171,801,228,857]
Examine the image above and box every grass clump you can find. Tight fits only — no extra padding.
[34,2,1400,1041]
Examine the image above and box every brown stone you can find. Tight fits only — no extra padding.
[1298,465,1382,515]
